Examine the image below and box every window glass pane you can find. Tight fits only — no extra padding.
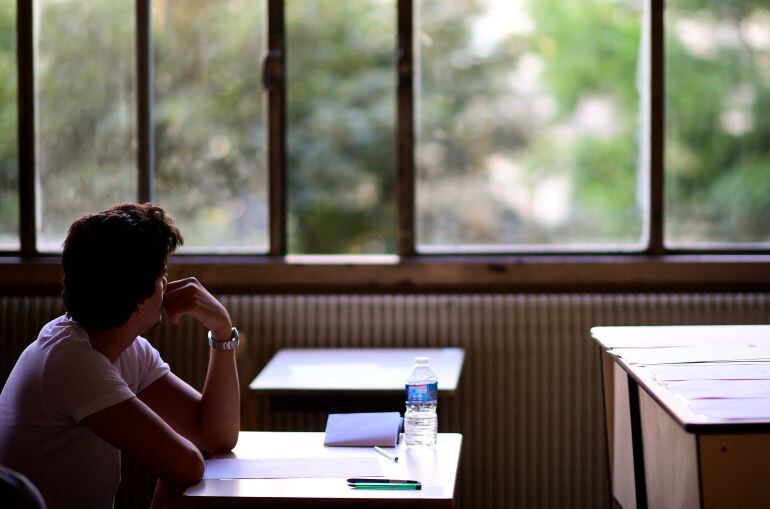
[154,0,267,252]
[0,0,18,249]
[287,0,396,254]
[417,0,644,251]
[666,0,770,246]
[36,0,137,251]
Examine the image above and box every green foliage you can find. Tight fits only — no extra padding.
[528,0,642,243]
[665,0,770,242]
[530,0,641,115]
[153,0,268,249]
[571,135,643,241]
[417,0,643,245]
[286,0,396,253]
[0,0,18,245]
[34,0,136,248]
[0,0,767,250]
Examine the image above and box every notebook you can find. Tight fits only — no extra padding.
[323,412,403,447]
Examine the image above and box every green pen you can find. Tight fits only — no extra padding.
[349,483,422,490]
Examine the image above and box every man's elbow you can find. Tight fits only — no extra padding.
[221,430,239,452]
[189,448,206,482]
[206,431,239,454]
[167,447,205,485]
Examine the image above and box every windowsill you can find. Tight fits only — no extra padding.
[0,253,769,294]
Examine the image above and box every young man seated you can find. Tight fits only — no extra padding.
[0,203,240,509]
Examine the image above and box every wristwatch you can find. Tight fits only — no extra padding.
[208,327,239,350]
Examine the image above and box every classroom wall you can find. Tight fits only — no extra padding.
[1,293,769,509]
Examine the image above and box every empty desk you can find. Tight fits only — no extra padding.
[250,348,465,429]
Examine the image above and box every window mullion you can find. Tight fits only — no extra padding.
[397,0,415,257]
[18,0,36,256]
[649,0,665,254]
[136,0,153,204]
[266,0,286,256]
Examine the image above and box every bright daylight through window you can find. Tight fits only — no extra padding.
[418,0,645,251]
[665,0,770,247]
[0,0,17,250]
[0,0,768,255]
[287,0,396,254]
[36,1,137,251]
[154,1,269,252]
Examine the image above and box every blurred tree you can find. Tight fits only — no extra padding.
[665,0,770,243]
[0,0,767,251]
[286,0,396,254]
[0,0,18,246]
[153,0,268,250]
[529,0,643,242]
[417,0,642,246]
[34,0,136,249]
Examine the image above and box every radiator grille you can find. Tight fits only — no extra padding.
[2,293,769,509]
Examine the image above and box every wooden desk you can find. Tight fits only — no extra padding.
[184,431,463,508]
[593,325,770,509]
[249,348,465,426]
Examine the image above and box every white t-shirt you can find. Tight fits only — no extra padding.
[0,314,170,509]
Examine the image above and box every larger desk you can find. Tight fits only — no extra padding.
[593,325,770,509]
[184,431,463,508]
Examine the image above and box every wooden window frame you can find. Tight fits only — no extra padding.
[2,0,769,295]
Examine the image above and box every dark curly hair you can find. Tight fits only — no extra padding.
[61,203,184,329]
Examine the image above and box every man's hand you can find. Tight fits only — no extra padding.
[163,277,232,340]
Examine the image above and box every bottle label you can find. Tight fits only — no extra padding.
[406,382,438,402]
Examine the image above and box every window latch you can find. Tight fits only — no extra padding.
[261,50,283,91]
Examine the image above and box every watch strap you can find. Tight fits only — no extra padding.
[208,327,239,350]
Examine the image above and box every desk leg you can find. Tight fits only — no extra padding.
[627,375,648,509]
[599,349,614,508]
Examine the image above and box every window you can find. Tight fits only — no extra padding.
[286,0,396,254]
[35,0,137,251]
[153,1,268,252]
[417,0,644,251]
[665,0,770,247]
[0,0,17,250]
[1,0,768,292]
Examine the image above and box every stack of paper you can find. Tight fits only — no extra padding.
[648,363,770,382]
[663,379,770,399]
[685,399,770,420]
[610,346,770,366]
[606,329,770,421]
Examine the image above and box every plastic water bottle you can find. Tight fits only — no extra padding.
[404,356,438,447]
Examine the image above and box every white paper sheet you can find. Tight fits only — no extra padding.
[687,398,770,420]
[610,346,770,366]
[649,363,770,381]
[203,456,383,480]
[594,325,770,349]
[664,379,770,399]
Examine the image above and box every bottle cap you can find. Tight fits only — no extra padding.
[414,357,429,365]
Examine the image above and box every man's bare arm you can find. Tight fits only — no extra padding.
[138,358,239,454]
[82,397,204,485]
[139,277,240,453]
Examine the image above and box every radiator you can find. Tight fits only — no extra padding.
[2,293,769,509]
